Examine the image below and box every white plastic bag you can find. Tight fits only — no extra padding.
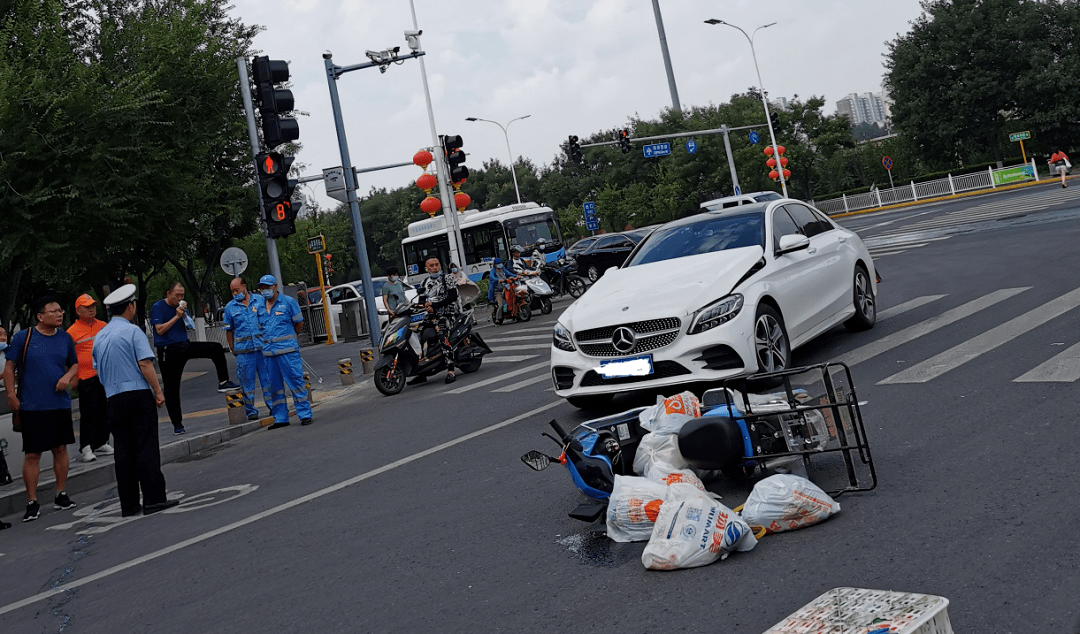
[739,474,840,533]
[638,391,702,433]
[644,461,707,494]
[605,475,668,543]
[641,483,757,570]
[632,432,689,475]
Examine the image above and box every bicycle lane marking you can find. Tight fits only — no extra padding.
[0,399,566,617]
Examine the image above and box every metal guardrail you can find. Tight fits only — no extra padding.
[815,159,1040,215]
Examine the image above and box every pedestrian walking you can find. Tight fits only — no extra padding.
[2,297,80,523]
[95,285,178,517]
[255,275,312,429]
[1048,148,1071,188]
[67,294,114,463]
[420,258,459,384]
[150,282,239,435]
[222,277,271,422]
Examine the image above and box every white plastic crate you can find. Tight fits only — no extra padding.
[764,587,954,634]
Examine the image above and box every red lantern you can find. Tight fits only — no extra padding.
[766,158,777,168]
[779,157,789,167]
[454,191,471,211]
[416,173,437,193]
[413,150,433,169]
[768,170,779,180]
[777,145,786,156]
[763,146,774,157]
[782,169,791,179]
[420,196,441,216]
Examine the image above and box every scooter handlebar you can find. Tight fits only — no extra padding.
[548,419,573,444]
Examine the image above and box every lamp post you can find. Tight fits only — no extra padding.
[465,115,531,204]
[704,19,787,197]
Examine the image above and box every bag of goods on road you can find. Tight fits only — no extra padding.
[641,483,757,570]
[605,475,668,543]
[739,474,840,534]
[632,431,690,475]
[644,461,709,494]
[638,391,701,433]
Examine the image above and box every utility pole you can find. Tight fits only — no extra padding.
[651,0,682,114]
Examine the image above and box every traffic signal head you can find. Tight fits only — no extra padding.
[257,152,300,238]
[568,135,583,165]
[769,111,780,133]
[252,56,300,150]
[442,134,469,185]
[618,129,631,154]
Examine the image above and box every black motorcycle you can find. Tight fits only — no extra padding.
[539,258,586,299]
[373,300,492,395]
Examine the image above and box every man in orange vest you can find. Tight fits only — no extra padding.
[67,294,114,463]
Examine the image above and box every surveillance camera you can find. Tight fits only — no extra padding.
[405,29,422,51]
[322,50,333,60]
[404,29,422,37]
[392,46,400,54]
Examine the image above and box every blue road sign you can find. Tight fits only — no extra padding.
[585,219,600,231]
[583,201,598,231]
[643,142,672,158]
[749,131,760,144]
[734,185,742,196]
[686,139,697,154]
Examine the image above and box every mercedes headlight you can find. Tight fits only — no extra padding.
[552,321,576,352]
[689,294,744,334]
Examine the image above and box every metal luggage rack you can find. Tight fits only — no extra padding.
[707,362,877,496]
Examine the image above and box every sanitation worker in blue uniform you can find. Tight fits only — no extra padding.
[222,277,270,421]
[255,275,312,429]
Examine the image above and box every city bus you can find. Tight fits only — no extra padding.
[401,202,566,284]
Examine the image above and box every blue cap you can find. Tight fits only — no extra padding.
[493,258,502,264]
[258,274,277,286]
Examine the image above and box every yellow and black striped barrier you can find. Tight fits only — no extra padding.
[225,389,246,426]
[359,348,376,374]
[304,372,315,404]
[338,358,355,386]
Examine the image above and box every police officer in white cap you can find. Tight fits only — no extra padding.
[94,284,178,516]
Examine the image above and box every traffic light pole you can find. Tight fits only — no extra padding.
[237,57,284,287]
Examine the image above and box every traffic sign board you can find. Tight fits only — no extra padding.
[686,139,698,154]
[585,220,600,231]
[749,131,760,144]
[643,142,672,158]
[1009,131,1031,142]
[219,247,249,277]
[882,156,893,170]
[306,234,326,254]
[734,185,742,196]
[583,201,598,231]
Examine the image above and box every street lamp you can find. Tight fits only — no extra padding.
[704,19,788,197]
[465,115,531,203]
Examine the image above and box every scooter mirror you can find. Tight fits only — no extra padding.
[520,450,554,471]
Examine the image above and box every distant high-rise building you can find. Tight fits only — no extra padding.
[836,92,888,126]
[770,97,791,112]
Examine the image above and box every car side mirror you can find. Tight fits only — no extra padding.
[776,234,810,255]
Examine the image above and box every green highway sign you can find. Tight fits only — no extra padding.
[1009,131,1031,142]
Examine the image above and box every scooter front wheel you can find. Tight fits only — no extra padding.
[374,363,406,396]
[516,303,532,322]
[540,297,552,314]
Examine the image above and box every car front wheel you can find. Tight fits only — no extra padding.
[754,305,790,374]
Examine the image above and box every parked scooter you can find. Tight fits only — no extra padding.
[373,298,492,396]
[521,363,877,522]
[539,259,586,299]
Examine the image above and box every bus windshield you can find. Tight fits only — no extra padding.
[505,213,559,250]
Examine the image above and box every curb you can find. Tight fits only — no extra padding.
[0,382,367,519]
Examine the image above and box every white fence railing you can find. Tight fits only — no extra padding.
[815,159,1041,215]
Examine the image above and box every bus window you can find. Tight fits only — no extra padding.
[403,235,451,275]
[462,222,501,264]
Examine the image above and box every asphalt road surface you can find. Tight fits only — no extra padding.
[3,184,1080,633]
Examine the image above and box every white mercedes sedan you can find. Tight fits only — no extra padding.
[550,199,878,409]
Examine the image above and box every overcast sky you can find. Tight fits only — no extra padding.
[226,0,925,212]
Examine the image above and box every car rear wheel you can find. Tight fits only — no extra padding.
[567,394,614,410]
[568,277,586,298]
[754,305,790,374]
[844,265,876,332]
[586,265,600,282]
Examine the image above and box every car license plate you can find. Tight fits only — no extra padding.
[598,355,654,378]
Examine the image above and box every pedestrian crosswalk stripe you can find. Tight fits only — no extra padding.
[445,361,550,394]
[484,355,539,363]
[489,325,556,334]
[1013,341,1080,383]
[880,286,1080,384]
[868,249,914,258]
[836,287,1029,368]
[492,373,551,393]
[490,344,551,351]
[484,334,552,343]
[876,295,946,321]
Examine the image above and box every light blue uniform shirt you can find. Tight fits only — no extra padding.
[92,316,155,398]
[256,293,304,356]
[222,294,265,354]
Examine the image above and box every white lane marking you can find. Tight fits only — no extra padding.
[492,373,551,393]
[487,325,556,334]
[870,242,928,253]
[836,287,1030,367]
[490,344,552,351]
[0,400,566,617]
[48,485,260,535]
[1014,341,1080,383]
[444,361,551,394]
[483,355,539,363]
[876,295,946,321]
[881,286,1080,384]
[484,334,553,343]
[867,250,909,258]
